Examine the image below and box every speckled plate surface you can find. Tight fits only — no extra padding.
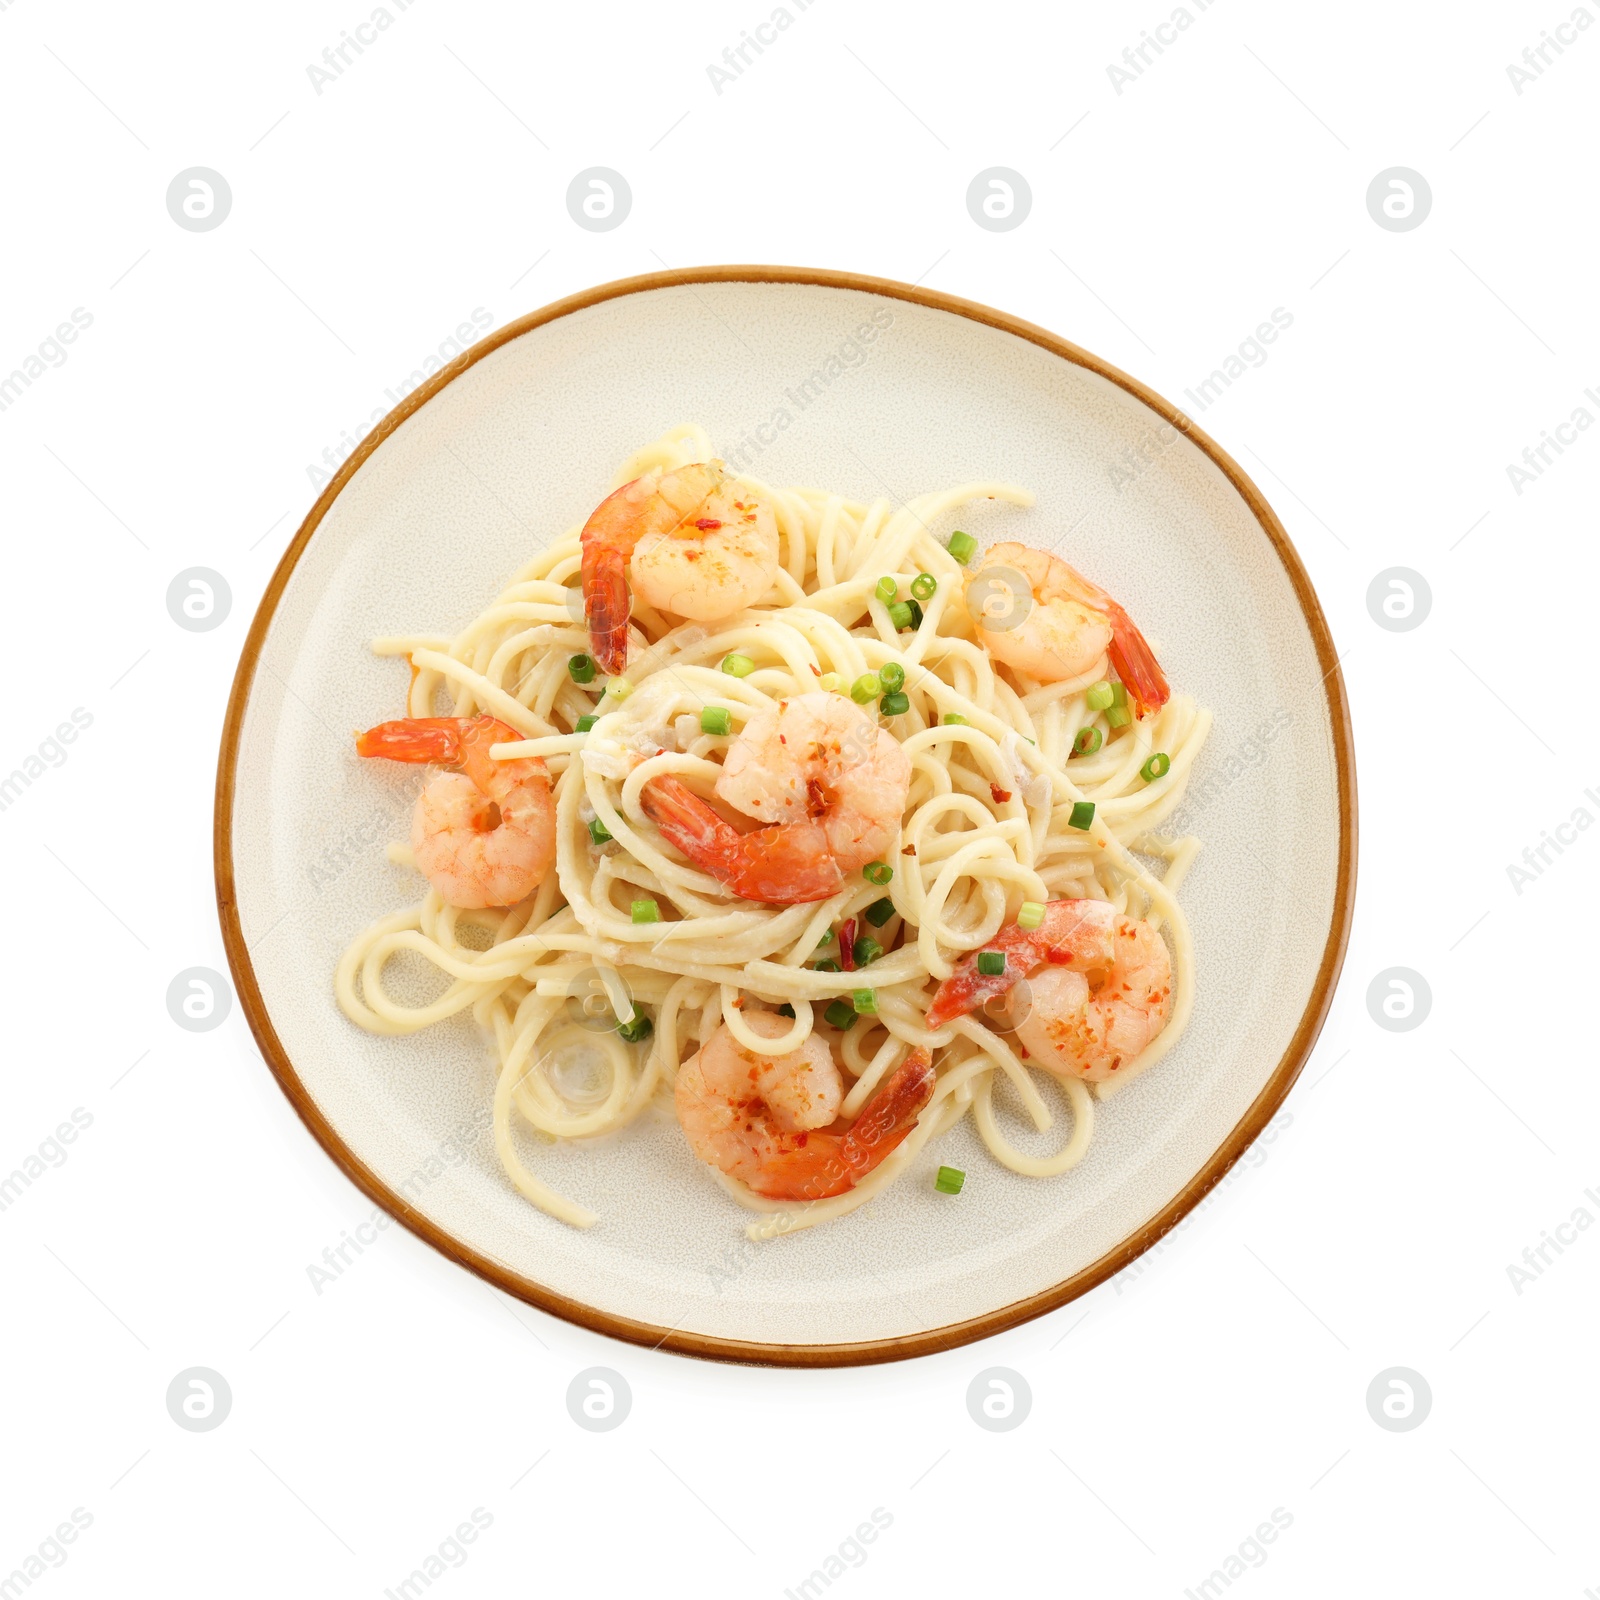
[216,268,1355,1365]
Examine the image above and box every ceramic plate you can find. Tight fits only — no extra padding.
[216,268,1355,1365]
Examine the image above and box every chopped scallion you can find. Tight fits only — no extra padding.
[851,672,882,704]
[630,898,660,924]
[887,601,914,630]
[567,654,596,684]
[864,897,896,928]
[1017,901,1045,931]
[616,1013,653,1043]
[575,714,599,733]
[934,1165,966,1195]
[863,861,893,886]
[880,691,910,716]
[942,712,967,726]
[852,935,884,966]
[699,706,732,736]
[875,575,898,604]
[1086,680,1114,711]
[587,818,612,846]
[1072,726,1103,757]
[1069,800,1096,831]
[948,530,977,565]
[818,671,844,693]
[852,989,877,1015]
[1106,703,1132,729]
[878,661,906,691]
[814,959,842,974]
[721,653,754,677]
[1141,751,1171,782]
[911,572,937,603]
[977,950,1005,977]
[824,998,856,1030]
[606,676,632,700]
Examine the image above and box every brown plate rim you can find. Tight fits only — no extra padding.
[214,264,1357,1368]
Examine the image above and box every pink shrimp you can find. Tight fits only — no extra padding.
[638,692,910,905]
[579,460,779,675]
[969,542,1169,715]
[925,898,1172,1081]
[355,716,555,909]
[675,1014,936,1201]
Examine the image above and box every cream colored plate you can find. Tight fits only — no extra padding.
[218,269,1353,1364]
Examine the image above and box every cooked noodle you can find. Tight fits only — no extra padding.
[336,425,1212,1238]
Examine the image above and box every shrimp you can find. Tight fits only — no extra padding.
[968,541,1169,714]
[638,692,911,904]
[356,716,556,909]
[925,899,1171,1082]
[675,1013,936,1200]
[580,460,780,674]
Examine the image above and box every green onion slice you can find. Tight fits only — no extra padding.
[948,530,977,565]
[1068,800,1096,831]
[616,1013,652,1043]
[864,897,896,928]
[700,706,732,736]
[863,861,893,886]
[1072,726,1103,757]
[911,573,937,603]
[1141,751,1171,782]
[630,899,660,924]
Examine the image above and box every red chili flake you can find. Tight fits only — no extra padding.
[839,918,858,971]
[695,517,722,530]
[902,843,917,856]
[809,663,821,675]
[990,785,1013,804]
[731,997,744,1008]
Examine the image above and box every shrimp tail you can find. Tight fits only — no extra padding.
[355,716,522,779]
[754,1049,935,1201]
[639,774,737,859]
[1102,598,1170,717]
[840,1049,935,1173]
[356,717,467,764]
[925,900,1107,1028]
[581,541,632,677]
[640,777,845,905]
[579,471,667,676]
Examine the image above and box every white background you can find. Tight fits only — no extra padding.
[2,0,1597,1595]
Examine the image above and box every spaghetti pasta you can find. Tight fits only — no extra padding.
[336,425,1212,1239]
